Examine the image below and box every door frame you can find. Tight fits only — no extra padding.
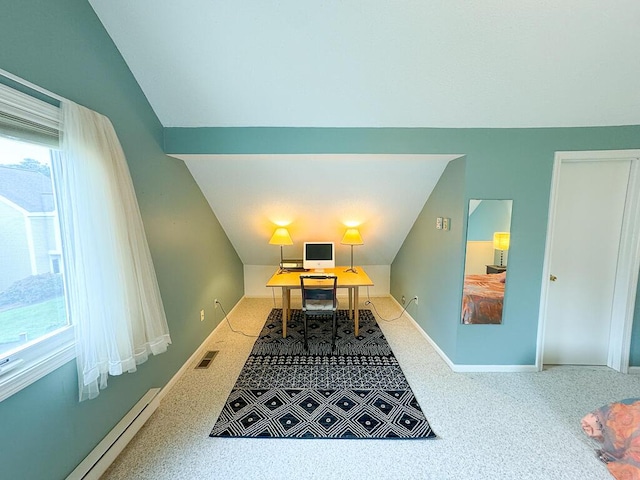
[536,150,640,372]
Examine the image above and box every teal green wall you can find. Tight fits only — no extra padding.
[167,126,640,367]
[0,1,243,479]
[391,158,467,358]
[467,200,512,242]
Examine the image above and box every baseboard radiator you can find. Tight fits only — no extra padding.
[66,388,161,480]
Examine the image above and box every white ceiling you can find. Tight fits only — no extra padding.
[90,0,640,128]
[88,1,640,266]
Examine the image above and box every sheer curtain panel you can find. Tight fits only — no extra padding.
[54,101,171,401]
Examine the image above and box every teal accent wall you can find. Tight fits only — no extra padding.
[467,200,512,242]
[391,157,467,359]
[0,1,243,479]
[167,126,640,367]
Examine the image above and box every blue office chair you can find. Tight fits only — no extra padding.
[300,275,338,351]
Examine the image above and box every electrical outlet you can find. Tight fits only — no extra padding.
[200,309,205,322]
[401,295,406,305]
[214,299,218,309]
[414,296,419,305]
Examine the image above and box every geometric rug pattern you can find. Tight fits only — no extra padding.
[210,308,437,439]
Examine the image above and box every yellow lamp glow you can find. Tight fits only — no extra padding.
[493,232,510,267]
[269,227,293,246]
[493,232,510,250]
[269,227,293,272]
[341,228,364,246]
[341,228,364,273]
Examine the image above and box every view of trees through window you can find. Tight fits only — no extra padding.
[0,136,68,356]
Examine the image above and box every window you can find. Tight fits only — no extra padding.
[0,85,74,402]
[50,254,61,274]
[0,79,171,402]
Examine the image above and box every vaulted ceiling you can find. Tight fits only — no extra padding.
[89,1,640,265]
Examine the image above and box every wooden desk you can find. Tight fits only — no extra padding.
[266,266,374,338]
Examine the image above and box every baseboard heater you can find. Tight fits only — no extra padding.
[66,388,161,480]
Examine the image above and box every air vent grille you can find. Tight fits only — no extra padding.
[195,350,218,369]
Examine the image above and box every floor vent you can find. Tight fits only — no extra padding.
[196,350,218,369]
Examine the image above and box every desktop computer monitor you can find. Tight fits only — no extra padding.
[303,242,335,271]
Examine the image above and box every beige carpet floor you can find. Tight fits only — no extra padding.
[101,296,639,480]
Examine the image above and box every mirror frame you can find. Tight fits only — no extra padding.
[461,199,513,325]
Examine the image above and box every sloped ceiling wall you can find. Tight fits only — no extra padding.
[176,154,460,266]
[89,1,640,129]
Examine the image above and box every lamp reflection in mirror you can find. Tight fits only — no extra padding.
[269,227,293,273]
[341,228,363,273]
[493,232,510,267]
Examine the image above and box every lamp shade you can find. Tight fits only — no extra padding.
[493,232,510,251]
[341,228,364,245]
[269,227,293,246]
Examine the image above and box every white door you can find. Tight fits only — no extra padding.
[543,159,631,365]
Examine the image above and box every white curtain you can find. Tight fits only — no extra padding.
[53,101,171,401]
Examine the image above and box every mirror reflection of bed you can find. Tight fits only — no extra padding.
[462,271,506,324]
[461,199,513,325]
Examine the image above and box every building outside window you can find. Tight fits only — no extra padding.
[0,136,68,356]
[0,134,72,398]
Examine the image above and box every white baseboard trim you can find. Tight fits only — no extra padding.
[451,363,539,373]
[388,296,538,373]
[388,296,457,371]
[66,388,161,480]
[629,366,640,374]
[69,298,245,479]
[157,297,243,403]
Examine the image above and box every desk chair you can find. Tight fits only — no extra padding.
[300,275,338,350]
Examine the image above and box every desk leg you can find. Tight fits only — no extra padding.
[282,287,289,338]
[354,287,359,336]
[348,288,353,320]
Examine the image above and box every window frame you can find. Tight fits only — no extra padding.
[0,326,75,402]
[0,83,75,403]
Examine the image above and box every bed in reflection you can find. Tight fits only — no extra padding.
[461,272,506,324]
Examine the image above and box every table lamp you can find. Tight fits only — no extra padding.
[341,228,364,273]
[269,227,293,273]
[493,232,510,267]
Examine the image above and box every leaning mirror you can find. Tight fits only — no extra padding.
[461,199,513,324]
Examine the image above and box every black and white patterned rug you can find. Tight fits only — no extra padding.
[210,308,436,439]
